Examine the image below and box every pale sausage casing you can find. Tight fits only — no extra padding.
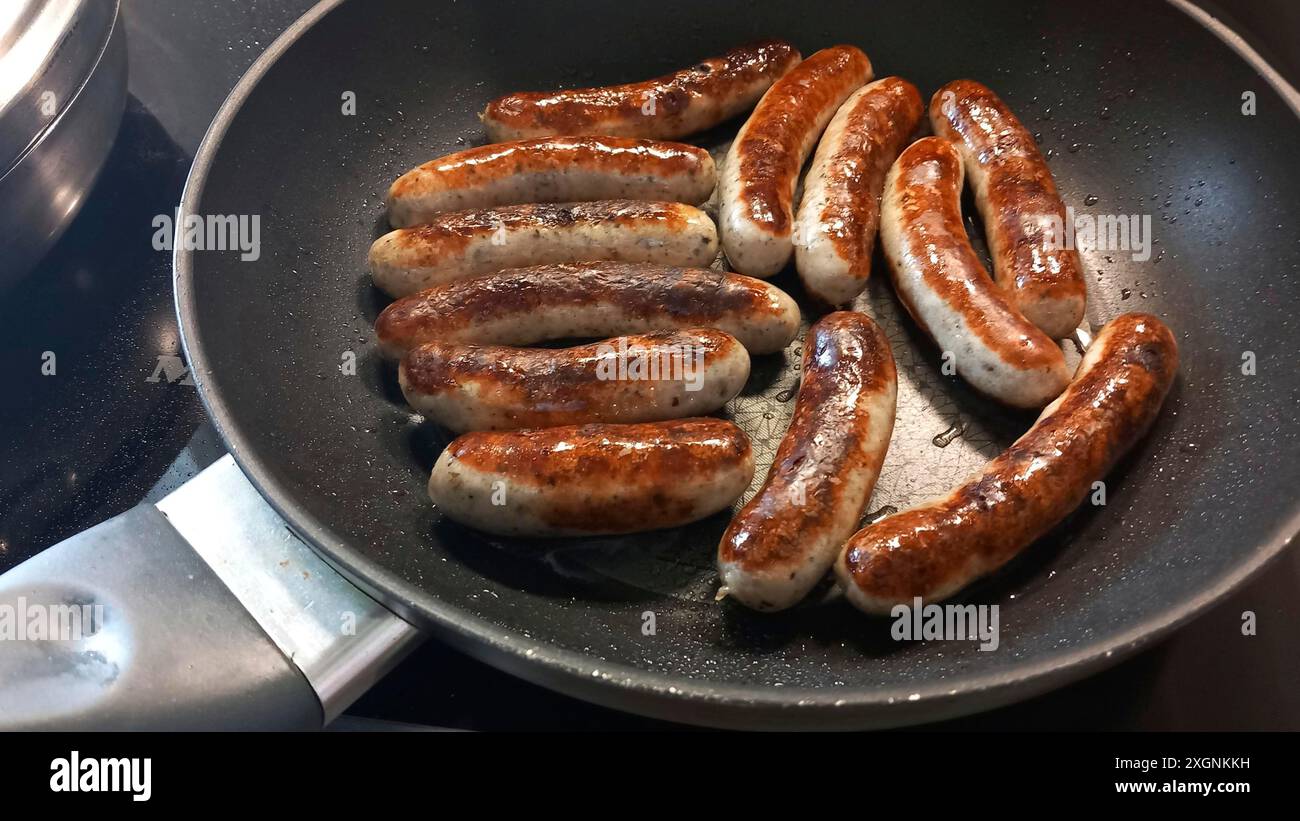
[387,137,717,227]
[793,77,924,306]
[374,262,801,358]
[718,312,897,611]
[370,201,718,298]
[399,329,751,432]
[718,46,874,277]
[835,313,1178,614]
[930,80,1087,339]
[429,418,755,537]
[481,40,802,142]
[880,137,1071,408]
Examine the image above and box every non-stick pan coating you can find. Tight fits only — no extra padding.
[175,0,1300,728]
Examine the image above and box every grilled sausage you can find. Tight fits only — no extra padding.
[835,313,1179,614]
[374,262,801,358]
[880,137,1071,408]
[718,45,873,277]
[400,329,750,432]
[370,201,719,297]
[481,40,801,142]
[387,137,717,227]
[793,77,924,306]
[718,312,896,611]
[428,418,755,537]
[930,80,1087,339]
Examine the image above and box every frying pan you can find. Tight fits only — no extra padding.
[30,0,1300,729]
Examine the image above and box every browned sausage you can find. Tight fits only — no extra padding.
[835,313,1179,614]
[718,312,897,611]
[930,80,1087,339]
[386,137,717,227]
[374,262,801,358]
[370,200,718,298]
[880,136,1071,408]
[793,77,924,306]
[399,329,751,432]
[428,418,755,537]
[481,40,801,142]
[718,46,874,277]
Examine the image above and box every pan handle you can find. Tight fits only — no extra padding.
[0,456,423,730]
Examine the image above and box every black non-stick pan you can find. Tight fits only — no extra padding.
[173,0,1300,728]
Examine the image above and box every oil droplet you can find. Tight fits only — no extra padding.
[1084,194,1099,206]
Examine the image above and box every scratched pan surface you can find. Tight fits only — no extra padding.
[176,0,1300,728]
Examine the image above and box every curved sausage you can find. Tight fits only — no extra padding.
[880,137,1071,408]
[835,313,1179,614]
[370,200,719,297]
[428,418,755,537]
[387,137,717,228]
[930,80,1087,339]
[374,262,801,358]
[793,77,924,306]
[481,40,801,142]
[718,45,874,277]
[718,312,897,611]
[400,329,751,432]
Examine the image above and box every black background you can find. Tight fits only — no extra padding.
[3,732,1282,806]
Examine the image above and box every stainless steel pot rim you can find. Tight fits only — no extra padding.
[0,0,121,177]
[173,0,1300,726]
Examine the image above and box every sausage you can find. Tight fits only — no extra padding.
[374,261,801,358]
[481,40,802,142]
[428,418,755,537]
[880,137,1071,408]
[400,329,751,432]
[930,80,1087,339]
[387,137,717,228]
[718,45,874,277]
[835,313,1179,614]
[370,200,719,298]
[793,77,924,306]
[718,312,897,611]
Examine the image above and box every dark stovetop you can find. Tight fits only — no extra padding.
[1,0,1295,731]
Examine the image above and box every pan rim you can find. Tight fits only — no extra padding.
[173,0,1300,728]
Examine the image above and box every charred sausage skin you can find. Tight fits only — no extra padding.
[835,313,1179,614]
[374,262,801,358]
[718,45,874,277]
[719,312,897,611]
[387,136,717,227]
[929,80,1087,339]
[482,40,801,142]
[400,329,750,432]
[794,77,924,306]
[428,418,755,537]
[370,200,718,297]
[880,136,1071,408]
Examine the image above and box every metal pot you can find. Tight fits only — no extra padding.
[0,0,127,284]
